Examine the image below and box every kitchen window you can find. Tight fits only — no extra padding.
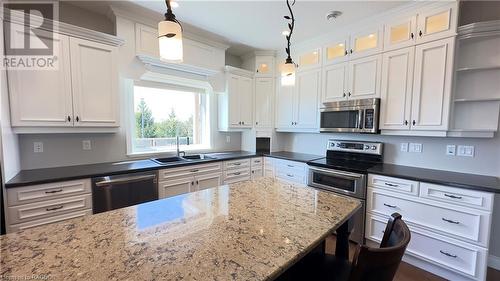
[129,83,211,155]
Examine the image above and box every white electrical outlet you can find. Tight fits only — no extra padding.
[400,143,408,152]
[226,136,231,143]
[33,142,43,153]
[457,145,474,157]
[446,145,456,156]
[82,140,92,150]
[409,143,422,153]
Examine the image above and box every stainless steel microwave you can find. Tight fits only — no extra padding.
[320,98,380,133]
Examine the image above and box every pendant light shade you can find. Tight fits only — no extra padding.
[281,61,295,86]
[158,20,183,62]
[158,0,183,63]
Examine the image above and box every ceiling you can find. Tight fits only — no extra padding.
[131,1,408,56]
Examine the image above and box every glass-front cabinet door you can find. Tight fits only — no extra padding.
[416,2,457,43]
[384,16,417,51]
[349,26,383,59]
[297,48,321,71]
[324,38,349,65]
[255,56,275,77]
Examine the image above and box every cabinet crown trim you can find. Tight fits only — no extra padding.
[224,66,255,78]
[137,54,219,77]
[4,8,124,47]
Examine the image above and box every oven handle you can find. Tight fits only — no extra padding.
[357,109,364,129]
[308,166,364,179]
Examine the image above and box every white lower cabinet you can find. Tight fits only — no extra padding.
[251,157,264,180]
[273,159,308,184]
[223,159,252,184]
[366,174,493,281]
[5,179,93,233]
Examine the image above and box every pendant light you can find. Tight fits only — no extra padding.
[281,0,296,86]
[158,0,183,63]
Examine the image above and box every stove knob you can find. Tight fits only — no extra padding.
[371,145,377,150]
[364,145,370,150]
[336,143,341,147]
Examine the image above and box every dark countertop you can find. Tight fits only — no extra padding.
[264,151,323,163]
[368,164,500,194]
[5,151,322,188]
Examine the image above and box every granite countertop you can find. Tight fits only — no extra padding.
[368,164,500,194]
[0,178,361,281]
[264,151,323,163]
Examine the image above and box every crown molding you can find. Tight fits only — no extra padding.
[458,20,500,40]
[224,65,254,78]
[4,8,124,46]
[137,54,219,78]
[241,50,276,61]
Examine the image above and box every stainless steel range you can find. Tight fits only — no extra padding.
[307,139,383,244]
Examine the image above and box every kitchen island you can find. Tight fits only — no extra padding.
[0,178,360,281]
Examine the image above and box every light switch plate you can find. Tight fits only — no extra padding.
[457,145,474,157]
[446,145,456,156]
[33,142,43,153]
[409,143,422,153]
[400,143,408,152]
[82,140,92,150]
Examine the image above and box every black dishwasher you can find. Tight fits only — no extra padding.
[92,171,158,214]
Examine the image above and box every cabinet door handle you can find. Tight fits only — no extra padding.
[256,69,259,73]
[46,205,64,211]
[442,218,460,224]
[242,121,245,125]
[419,30,423,37]
[383,203,397,208]
[67,116,71,122]
[404,120,408,126]
[444,193,462,199]
[412,120,416,126]
[196,180,199,185]
[45,189,63,194]
[344,50,348,56]
[76,116,80,122]
[410,32,414,39]
[384,182,399,187]
[192,181,195,185]
[343,93,346,98]
[348,92,351,97]
[440,250,457,258]
[350,49,353,54]
[256,122,258,125]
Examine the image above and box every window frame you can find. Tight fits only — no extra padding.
[125,79,212,157]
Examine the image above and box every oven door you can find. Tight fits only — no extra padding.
[307,166,366,199]
[320,108,363,133]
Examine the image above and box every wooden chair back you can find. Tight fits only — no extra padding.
[348,213,411,281]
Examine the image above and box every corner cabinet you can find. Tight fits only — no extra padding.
[218,67,254,131]
[6,23,122,133]
[254,77,274,128]
[276,68,320,132]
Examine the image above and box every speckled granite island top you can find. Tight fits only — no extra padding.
[0,178,361,281]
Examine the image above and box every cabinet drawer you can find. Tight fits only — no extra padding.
[368,188,490,246]
[224,159,251,170]
[419,182,494,211]
[368,174,419,196]
[224,167,251,180]
[275,159,307,173]
[7,194,92,224]
[251,157,263,168]
[365,213,487,280]
[275,167,306,184]
[158,162,222,181]
[264,157,274,166]
[6,179,91,206]
[224,175,251,185]
[7,209,92,233]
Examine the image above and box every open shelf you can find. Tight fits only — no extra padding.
[456,65,500,72]
[454,98,500,103]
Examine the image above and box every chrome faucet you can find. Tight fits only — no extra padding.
[176,136,185,157]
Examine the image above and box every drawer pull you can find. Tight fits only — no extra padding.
[233,163,242,166]
[444,193,462,199]
[442,218,460,224]
[383,203,397,208]
[439,250,457,258]
[287,164,294,167]
[190,169,199,172]
[46,205,64,211]
[234,172,241,176]
[384,183,399,187]
[45,189,63,194]
[287,174,294,177]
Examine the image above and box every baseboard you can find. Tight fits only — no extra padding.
[489,254,500,270]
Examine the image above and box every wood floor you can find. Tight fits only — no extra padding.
[324,235,500,281]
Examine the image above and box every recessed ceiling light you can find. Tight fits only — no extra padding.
[171,1,179,8]
[326,11,342,21]
[282,30,290,36]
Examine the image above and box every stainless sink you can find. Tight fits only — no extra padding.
[151,154,215,165]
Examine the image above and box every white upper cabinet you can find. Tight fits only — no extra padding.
[70,38,119,127]
[295,69,320,129]
[416,2,457,44]
[380,47,415,130]
[411,37,454,131]
[7,27,73,127]
[322,62,348,103]
[349,26,384,59]
[254,77,274,128]
[384,16,417,51]
[297,48,321,71]
[255,56,275,77]
[324,37,349,65]
[135,23,159,57]
[218,68,254,131]
[275,82,295,130]
[348,54,382,100]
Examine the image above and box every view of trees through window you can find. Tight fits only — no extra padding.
[132,85,207,153]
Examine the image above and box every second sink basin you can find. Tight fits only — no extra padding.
[151,154,215,165]
[182,154,215,160]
